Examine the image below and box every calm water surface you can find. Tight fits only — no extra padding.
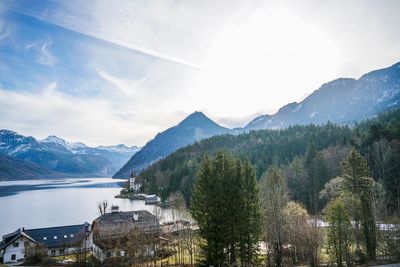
[0,178,171,237]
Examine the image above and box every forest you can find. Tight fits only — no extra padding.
[139,109,400,217]
[189,149,400,266]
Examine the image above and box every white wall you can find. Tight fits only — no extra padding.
[92,242,106,263]
[3,236,32,263]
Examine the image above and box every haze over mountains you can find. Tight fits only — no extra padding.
[1,61,399,180]
[0,130,139,180]
[114,61,400,177]
[245,61,400,130]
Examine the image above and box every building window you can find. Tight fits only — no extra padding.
[51,250,56,256]
[59,248,64,254]
[13,242,19,247]
[11,254,16,261]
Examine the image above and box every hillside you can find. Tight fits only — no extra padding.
[138,109,400,213]
[113,111,231,178]
[0,154,61,180]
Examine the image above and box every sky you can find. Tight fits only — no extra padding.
[0,0,399,146]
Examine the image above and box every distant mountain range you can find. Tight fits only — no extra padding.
[114,61,400,178]
[113,111,231,178]
[1,62,399,180]
[245,62,400,130]
[0,154,61,180]
[0,130,139,180]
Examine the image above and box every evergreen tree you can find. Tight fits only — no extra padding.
[239,160,261,264]
[304,140,329,213]
[342,149,377,260]
[382,143,400,214]
[191,151,261,265]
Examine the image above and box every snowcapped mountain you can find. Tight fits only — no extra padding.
[0,130,139,179]
[244,62,400,130]
[0,130,40,155]
[42,135,68,146]
[97,144,140,154]
[113,111,231,178]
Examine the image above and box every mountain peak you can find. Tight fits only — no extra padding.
[113,111,230,177]
[186,111,207,120]
[0,129,18,136]
[42,135,67,146]
[178,111,215,127]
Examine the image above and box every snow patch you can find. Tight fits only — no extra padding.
[292,104,302,112]
[309,109,317,119]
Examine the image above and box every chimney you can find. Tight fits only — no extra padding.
[133,212,139,221]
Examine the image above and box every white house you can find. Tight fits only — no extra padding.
[0,223,91,264]
[129,170,142,192]
[0,229,38,263]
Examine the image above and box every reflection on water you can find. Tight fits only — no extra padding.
[0,178,172,237]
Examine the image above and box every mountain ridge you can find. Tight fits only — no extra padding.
[0,130,139,179]
[113,111,231,178]
[114,61,400,178]
[244,62,400,130]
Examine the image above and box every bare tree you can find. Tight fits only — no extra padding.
[283,201,311,264]
[260,166,288,267]
[305,217,323,267]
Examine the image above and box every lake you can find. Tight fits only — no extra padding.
[0,178,172,238]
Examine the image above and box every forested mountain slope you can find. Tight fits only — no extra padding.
[139,109,400,213]
[113,111,231,178]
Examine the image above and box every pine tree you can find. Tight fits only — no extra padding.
[342,149,377,260]
[239,160,261,264]
[191,151,261,265]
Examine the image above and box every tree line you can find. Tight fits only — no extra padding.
[191,150,400,266]
[139,109,400,217]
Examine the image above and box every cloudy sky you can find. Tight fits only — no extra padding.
[0,0,399,146]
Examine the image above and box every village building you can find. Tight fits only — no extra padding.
[160,220,198,236]
[91,209,160,263]
[129,170,142,192]
[145,194,159,204]
[0,223,91,264]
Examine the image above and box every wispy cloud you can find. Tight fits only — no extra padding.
[0,0,399,146]
[0,84,187,146]
[0,20,12,40]
[97,70,149,97]
[25,38,58,66]
[0,0,262,68]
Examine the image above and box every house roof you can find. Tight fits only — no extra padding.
[92,210,160,241]
[25,222,90,248]
[0,229,38,251]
